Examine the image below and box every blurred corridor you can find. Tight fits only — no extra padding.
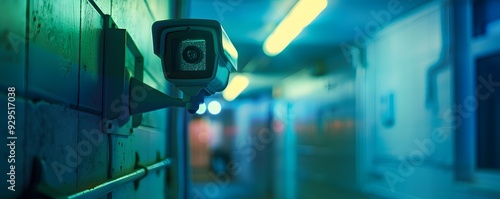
[1,0,500,199]
[187,0,500,198]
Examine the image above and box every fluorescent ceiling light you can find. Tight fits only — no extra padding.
[208,101,222,115]
[222,75,249,101]
[263,0,328,57]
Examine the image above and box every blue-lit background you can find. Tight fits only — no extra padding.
[187,0,500,199]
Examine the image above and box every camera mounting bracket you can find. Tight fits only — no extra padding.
[102,15,197,135]
[128,77,186,115]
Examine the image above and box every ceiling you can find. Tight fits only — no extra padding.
[188,0,430,96]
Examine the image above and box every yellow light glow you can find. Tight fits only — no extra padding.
[222,75,249,101]
[263,0,328,57]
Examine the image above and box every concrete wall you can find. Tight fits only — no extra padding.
[0,0,172,198]
[362,3,454,198]
[362,2,500,198]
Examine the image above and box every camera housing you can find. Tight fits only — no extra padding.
[152,19,238,98]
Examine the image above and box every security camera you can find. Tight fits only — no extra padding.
[152,19,238,112]
[101,17,239,134]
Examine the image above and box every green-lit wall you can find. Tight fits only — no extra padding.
[0,0,173,198]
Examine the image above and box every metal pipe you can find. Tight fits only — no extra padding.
[169,106,189,199]
[426,1,450,110]
[452,0,475,181]
[172,0,190,19]
[60,158,172,199]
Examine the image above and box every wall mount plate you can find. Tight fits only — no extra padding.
[102,15,144,135]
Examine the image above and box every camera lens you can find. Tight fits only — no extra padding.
[182,46,202,64]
